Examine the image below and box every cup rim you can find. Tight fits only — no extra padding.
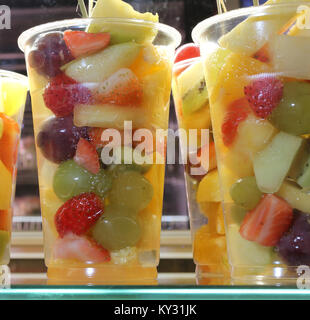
[18,17,182,52]
[192,2,309,45]
[0,69,28,86]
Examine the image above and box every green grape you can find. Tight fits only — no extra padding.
[53,160,93,201]
[108,163,152,177]
[102,146,152,176]
[269,81,310,135]
[104,204,138,217]
[109,171,154,211]
[230,205,248,225]
[91,214,141,251]
[91,169,113,198]
[230,176,262,210]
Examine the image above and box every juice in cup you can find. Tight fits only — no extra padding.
[172,45,230,285]
[193,1,310,285]
[0,70,28,264]
[18,0,181,284]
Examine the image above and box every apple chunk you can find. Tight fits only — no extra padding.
[253,131,305,193]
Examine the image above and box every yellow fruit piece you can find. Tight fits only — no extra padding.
[204,47,232,97]
[141,59,172,129]
[199,202,225,235]
[0,78,28,117]
[90,0,158,22]
[0,160,12,210]
[196,170,221,203]
[227,224,273,266]
[88,0,158,44]
[233,114,277,161]
[130,45,162,79]
[193,225,227,265]
[276,180,310,213]
[212,52,271,105]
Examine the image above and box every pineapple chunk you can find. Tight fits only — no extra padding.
[233,115,277,160]
[196,170,221,203]
[64,42,141,83]
[88,0,158,44]
[74,104,148,129]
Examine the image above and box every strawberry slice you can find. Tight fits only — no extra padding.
[74,138,100,174]
[95,68,143,106]
[221,98,250,147]
[55,192,104,237]
[240,194,293,247]
[174,43,200,63]
[244,76,283,119]
[63,30,110,58]
[252,43,270,63]
[53,233,110,263]
[43,73,92,117]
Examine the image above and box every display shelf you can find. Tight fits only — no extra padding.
[0,284,309,300]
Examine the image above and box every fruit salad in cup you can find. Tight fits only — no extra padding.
[194,1,310,283]
[19,0,180,281]
[0,70,28,264]
[172,44,230,285]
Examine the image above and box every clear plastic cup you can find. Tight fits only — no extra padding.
[193,2,310,285]
[0,70,28,264]
[18,18,181,284]
[172,57,230,285]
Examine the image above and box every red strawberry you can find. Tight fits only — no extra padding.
[88,127,105,149]
[221,98,250,147]
[43,73,92,117]
[55,192,104,238]
[53,233,110,263]
[244,76,283,119]
[63,30,110,58]
[74,138,100,174]
[174,43,200,63]
[252,44,270,63]
[95,68,142,106]
[240,194,293,247]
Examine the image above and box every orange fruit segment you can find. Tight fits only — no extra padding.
[0,113,19,173]
[193,224,227,266]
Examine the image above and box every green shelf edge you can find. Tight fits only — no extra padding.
[0,286,309,300]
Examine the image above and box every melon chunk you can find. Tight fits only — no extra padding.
[228,224,273,266]
[253,131,305,193]
[277,181,310,213]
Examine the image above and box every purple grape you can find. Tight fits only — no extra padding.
[276,210,310,266]
[37,116,88,163]
[28,32,73,77]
